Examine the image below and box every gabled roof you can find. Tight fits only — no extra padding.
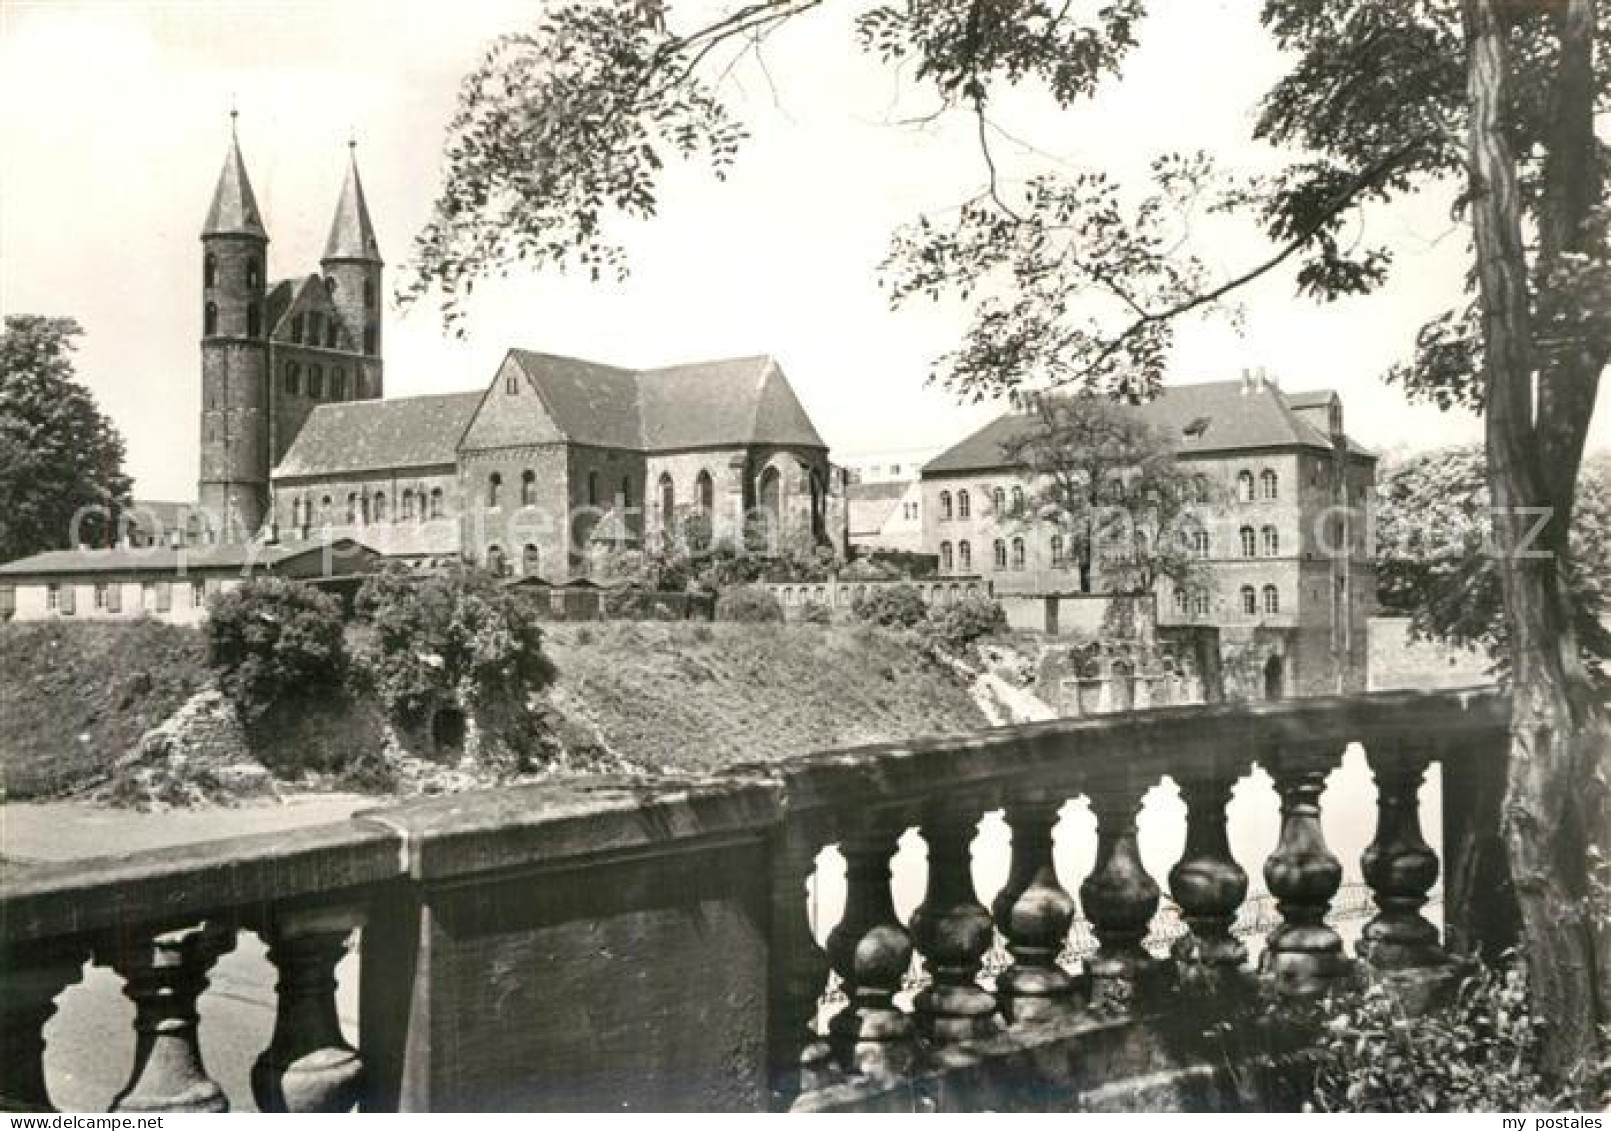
[848,481,912,534]
[322,148,382,263]
[202,127,266,239]
[923,380,1372,475]
[266,275,347,345]
[274,392,482,478]
[505,350,827,452]
[0,538,374,578]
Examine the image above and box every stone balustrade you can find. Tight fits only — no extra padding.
[0,687,1515,1112]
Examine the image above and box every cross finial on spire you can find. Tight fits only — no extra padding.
[229,96,239,135]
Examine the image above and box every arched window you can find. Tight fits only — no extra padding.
[325,276,337,296]
[696,470,714,512]
[1050,533,1064,566]
[308,365,324,398]
[345,493,359,524]
[319,495,333,524]
[1260,469,1278,500]
[958,540,972,571]
[659,472,674,531]
[1241,585,1257,615]
[985,539,1000,570]
[246,303,261,338]
[373,491,387,523]
[364,326,377,355]
[309,312,323,343]
[290,496,304,527]
[332,368,347,400]
[1012,485,1025,512]
[1173,587,1188,615]
[620,476,632,508]
[1239,525,1256,557]
[487,472,502,508]
[284,362,301,395]
[290,314,304,344]
[203,302,218,336]
[940,541,953,572]
[957,489,971,519]
[487,545,507,577]
[246,259,259,289]
[401,489,415,521]
[523,544,541,576]
[588,472,599,507]
[1261,525,1279,556]
[521,469,537,506]
[1011,537,1026,570]
[940,491,953,520]
[1236,470,1255,503]
[363,279,375,310]
[992,486,1006,513]
[1262,584,1280,614]
[429,487,444,519]
[203,255,217,288]
[359,494,370,524]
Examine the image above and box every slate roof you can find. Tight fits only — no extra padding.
[322,150,382,263]
[508,350,827,452]
[274,392,483,477]
[0,538,373,578]
[923,380,1374,475]
[202,130,266,239]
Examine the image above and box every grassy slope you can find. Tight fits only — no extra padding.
[0,620,208,799]
[542,621,989,774]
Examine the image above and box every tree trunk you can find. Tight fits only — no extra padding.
[1463,0,1610,1090]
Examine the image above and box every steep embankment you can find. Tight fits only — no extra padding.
[0,621,209,799]
[542,621,990,773]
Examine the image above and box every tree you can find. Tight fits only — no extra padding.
[406,0,1611,1087]
[1376,446,1611,683]
[0,316,132,561]
[999,393,1206,600]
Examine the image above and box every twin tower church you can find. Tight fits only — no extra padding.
[196,119,843,577]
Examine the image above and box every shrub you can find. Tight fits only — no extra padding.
[205,578,346,722]
[1310,961,1582,1112]
[354,565,556,722]
[852,583,929,629]
[715,584,784,623]
[799,600,833,625]
[925,594,1008,652]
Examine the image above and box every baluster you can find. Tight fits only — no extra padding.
[909,805,995,1045]
[768,824,833,1108]
[0,941,87,1111]
[1168,775,1249,991]
[824,826,914,1079]
[251,907,364,1113]
[1080,783,1160,1016]
[992,800,1077,1025]
[100,921,235,1112]
[1261,745,1347,998]
[1359,743,1446,970]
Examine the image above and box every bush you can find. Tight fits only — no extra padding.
[206,578,346,722]
[715,584,784,623]
[925,595,1008,652]
[852,583,929,629]
[799,600,833,625]
[1310,961,1583,1112]
[354,565,556,722]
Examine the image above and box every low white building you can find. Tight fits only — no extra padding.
[0,538,381,626]
[846,480,925,554]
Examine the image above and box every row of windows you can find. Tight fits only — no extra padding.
[1172,584,1282,617]
[289,312,342,350]
[483,544,542,578]
[1235,469,1280,503]
[284,361,353,400]
[203,301,261,338]
[938,537,1033,573]
[938,486,1025,522]
[203,255,259,291]
[46,579,206,615]
[290,487,448,527]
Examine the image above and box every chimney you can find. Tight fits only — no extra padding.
[1240,368,1254,395]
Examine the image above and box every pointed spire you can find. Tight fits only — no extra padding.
[321,140,382,263]
[202,111,267,239]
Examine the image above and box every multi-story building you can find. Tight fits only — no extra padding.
[920,372,1377,695]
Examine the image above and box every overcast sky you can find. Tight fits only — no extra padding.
[3,0,1601,502]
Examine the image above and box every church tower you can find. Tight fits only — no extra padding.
[320,142,384,399]
[198,112,271,540]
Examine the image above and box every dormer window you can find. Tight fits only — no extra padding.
[1182,416,1210,441]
